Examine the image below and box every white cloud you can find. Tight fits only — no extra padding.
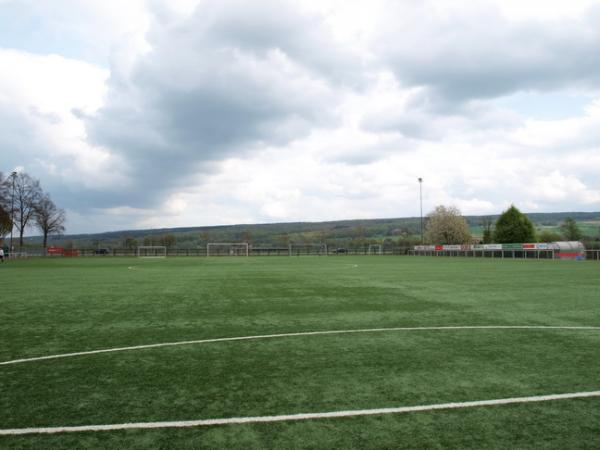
[2,0,600,234]
[0,0,151,65]
[0,49,130,197]
[530,171,600,204]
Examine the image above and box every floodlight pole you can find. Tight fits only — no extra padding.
[418,177,423,244]
[9,171,17,256]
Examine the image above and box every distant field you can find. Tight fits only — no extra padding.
[579,222,600,237]
[1,256,600,449]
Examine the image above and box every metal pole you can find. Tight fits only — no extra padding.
[418,177,423,244]
[9,171,16,256]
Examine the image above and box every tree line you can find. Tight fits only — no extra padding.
[0,171,66,250]
[424,204,583,245]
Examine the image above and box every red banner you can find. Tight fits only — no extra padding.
[47,247,64,255]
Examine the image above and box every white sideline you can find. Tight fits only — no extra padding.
[1,390,599,435]
[1,325,599,367]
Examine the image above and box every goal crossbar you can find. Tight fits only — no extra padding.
[206,243,249,257]
[137,246,167,258]
[288,243,328,256]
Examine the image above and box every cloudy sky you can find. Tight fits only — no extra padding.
[1,0,600,234]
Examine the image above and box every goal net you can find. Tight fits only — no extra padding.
[207,242,249,257]
[137,246,167,258]
[8,252,29,259]
[368,244,383,255]
[289,243,328,256]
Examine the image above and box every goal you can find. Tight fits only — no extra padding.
[368,244,382,255]
[289,243,328,256]
[206,242,249,257]
[137,246,167,258]
[8,252,29,259]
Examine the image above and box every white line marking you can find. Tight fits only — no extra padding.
[1,325,599,367]
[1,390,599,435]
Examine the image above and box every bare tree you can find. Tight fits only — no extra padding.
[34,194,66,250]
[13,172,43,248]
[0,172,10,239]
[0,205,11,239]
[13,174,40,246]
[0,172,10,213]
[199,231,211,244]
[241,230,252,243]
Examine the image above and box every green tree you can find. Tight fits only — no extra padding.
[163,234,176,248]
[482,228,492,244]
[299,233,313,245]
[424,205,472,245]
[538,229,562,243]
[123,236,138,249]
[277,233,290,248]
[493,205,536,243]
[560,217,582,241]
[481,217,493,244]
[350,225,367,249]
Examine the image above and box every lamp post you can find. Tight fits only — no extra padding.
[418,177,423,244]
[9,171,17,256]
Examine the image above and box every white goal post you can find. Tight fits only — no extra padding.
[206,242,249,257]
[137,246,167,258]
[368,244,383,255]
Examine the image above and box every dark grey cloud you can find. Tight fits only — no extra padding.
[0,106,71,191]
[378,3,600,102]
[0,102,134,213]
[84,0,362,206]
[169,0,363,86]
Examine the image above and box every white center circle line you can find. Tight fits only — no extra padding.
[2,325,599,366]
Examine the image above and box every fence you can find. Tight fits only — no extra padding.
[586,250,600,261]
[10,247,598,259]
[5,246,412,258]
[409,249,555,259]
[410,248,600,260]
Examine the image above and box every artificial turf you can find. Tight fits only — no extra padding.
[0,255,599,449]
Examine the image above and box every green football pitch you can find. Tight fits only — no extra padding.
[1,256,599,449]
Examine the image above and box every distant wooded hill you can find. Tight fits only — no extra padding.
[19,211,600,249]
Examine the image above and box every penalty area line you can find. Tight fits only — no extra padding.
[1,390,599,435]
